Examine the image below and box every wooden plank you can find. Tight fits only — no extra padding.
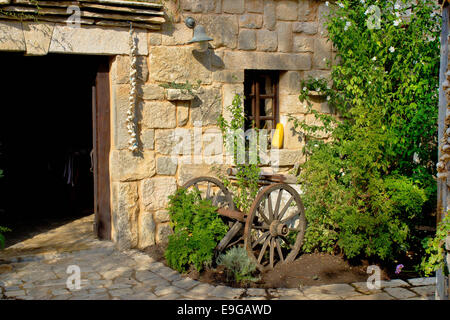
[2,5,165,23]
[79,0,163,9]
[94,58,112,240]
[95,20,160,30]
[79,3,164,16]
[13,0,79,6]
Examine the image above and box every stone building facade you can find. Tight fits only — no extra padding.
[0,0,334,251]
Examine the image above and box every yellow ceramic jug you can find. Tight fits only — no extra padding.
[272,123,284,149]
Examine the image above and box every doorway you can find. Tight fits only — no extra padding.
[0,53,111,246]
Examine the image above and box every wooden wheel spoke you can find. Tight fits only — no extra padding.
[206,182,211,199]
[280,210,299,224]
[277,196,293,221]
[267,195,274,221]
[211,191,220,206]
[273,189,283,220]
[257,204,270,225]
[269,237,275,269]
[257,236,271,264]
[275,238,284,263]
[252,231,270,249]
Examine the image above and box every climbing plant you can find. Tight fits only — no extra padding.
[217,94,261,213]
[290,0,440,262]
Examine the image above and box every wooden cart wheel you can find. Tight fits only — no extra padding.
[182,176,234,210]
[244,183,306,271]
[182,176,239,253]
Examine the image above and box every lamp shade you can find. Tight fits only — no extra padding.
[187,25,213,44]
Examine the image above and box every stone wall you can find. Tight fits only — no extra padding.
[109,0,335,250]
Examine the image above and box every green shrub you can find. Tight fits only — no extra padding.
[216,246,259,283]
[291,0,439,262]
[165,188,229,272]
[420,213,450,276]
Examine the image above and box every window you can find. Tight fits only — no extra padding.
[244,70,279,131]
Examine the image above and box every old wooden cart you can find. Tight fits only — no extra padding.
[182,169,306,271]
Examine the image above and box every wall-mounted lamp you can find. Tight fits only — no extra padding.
[185,17,213,52]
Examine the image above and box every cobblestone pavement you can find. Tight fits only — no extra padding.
[0,216,436,300]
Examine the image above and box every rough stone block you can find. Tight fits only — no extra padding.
[293,36,314,52]
[140,84,165,100]
[276,0,298,21]
[202,128,223,156]
[166,89,195,101]
[155,129,193,155]
[156,223,173,245]
[238,29,257,50]
[263,0,276,31]
[313,38,332,69]
[212,70,244,83]
[156,156,178,175]
[22,22,54,56]
[49,25,148,55]
[177,101,190,126]
[0,21,26,52]
[141,177,177,210]
[298,0,315,22]
[161,22,192,46]
[279,71,302,95]
[271,149,305,167]
[279,94,305,114]
[111,55,149,85]
[318,3,331,36]
[246,0,264,13]
[276,22,292,52]
[155,210,171,223]
[142,129,155,150]
[282,115,304,149]
[149,46,212,84]
[111,182,139,250]
[292,22,318,34]
[222,0,245,14]
[197,15,239,49]
[178,164,219,186]
[110,150,156,182]
[257,29,278,52]
[148,33,161,46]
[239,14,263,29]
[138,211,155,249]
[142,101,176,129]
[191,86,222,126]
[223,51,311,71]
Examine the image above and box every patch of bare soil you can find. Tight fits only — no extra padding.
[142,246,395,289]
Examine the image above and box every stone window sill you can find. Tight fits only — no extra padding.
[165,88,196,101]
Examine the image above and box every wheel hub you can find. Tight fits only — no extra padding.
[269,220,288,237]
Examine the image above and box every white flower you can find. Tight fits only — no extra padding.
[395,12,400,18]
[327,96,331,101]
[394,3,401,10]
[303,87,307,91]
[360,0,365,3]
[338,2,344,8]
[368,81,372,85]
[393,19,401,26]
[389,46,395,53]
[431,12,435,18]
[325,1,329,6]
[372,56,377,61]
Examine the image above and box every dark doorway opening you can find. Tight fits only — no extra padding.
[0,53,110,247]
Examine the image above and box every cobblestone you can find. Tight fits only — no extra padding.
[0,215,439,301]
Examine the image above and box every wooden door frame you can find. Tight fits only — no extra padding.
[92,57,112,240]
